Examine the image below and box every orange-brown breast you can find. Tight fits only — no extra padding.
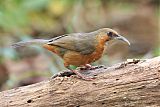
[84,34,108,64]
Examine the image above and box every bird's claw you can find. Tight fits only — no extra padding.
[70,69,96,81]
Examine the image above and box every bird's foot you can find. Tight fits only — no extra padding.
[51,65,105,80]
[71,70,95,81]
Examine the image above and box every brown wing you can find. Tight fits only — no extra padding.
[47,33,98,55]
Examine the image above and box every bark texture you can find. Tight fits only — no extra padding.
[0,57,160,107]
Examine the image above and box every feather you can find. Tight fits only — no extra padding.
[11,39,49,48]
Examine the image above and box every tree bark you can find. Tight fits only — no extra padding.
[0,57,160,107]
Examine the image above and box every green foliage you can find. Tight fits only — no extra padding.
[154,47,160,56]
[0,0,51,33]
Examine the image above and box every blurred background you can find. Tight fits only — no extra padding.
[0,0,159,91]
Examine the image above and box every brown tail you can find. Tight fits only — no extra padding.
[11,39,49,48]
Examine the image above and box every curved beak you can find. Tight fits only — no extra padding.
[114,35,130,46]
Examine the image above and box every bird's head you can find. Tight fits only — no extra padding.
[97,28,130,45]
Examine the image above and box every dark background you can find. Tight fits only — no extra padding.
[0,0,159,91]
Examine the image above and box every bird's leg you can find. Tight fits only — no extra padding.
[65,65,95,81]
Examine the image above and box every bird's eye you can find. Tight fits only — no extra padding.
[107,32,113,37]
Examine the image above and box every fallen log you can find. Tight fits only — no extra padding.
[0,57,160,107]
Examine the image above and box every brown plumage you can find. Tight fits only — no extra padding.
[12,28,130,80]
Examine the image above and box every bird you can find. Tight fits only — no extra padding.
[12,28,130,80]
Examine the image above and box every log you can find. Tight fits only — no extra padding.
[0,57,160,107]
